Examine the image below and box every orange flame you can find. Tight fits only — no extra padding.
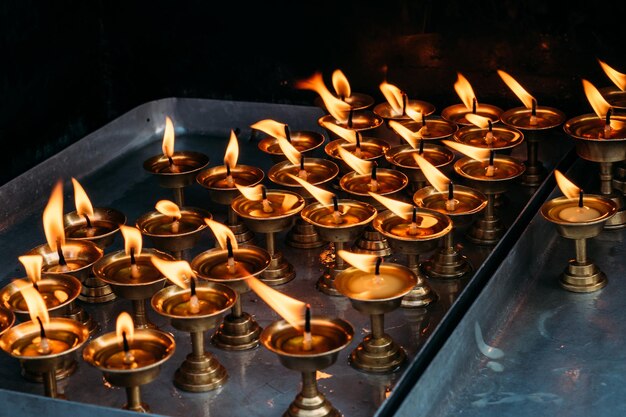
[465,113,491,129]
[554,170,580,199]
[582,79,612,119]
[250,119,287,141]
[367,192,413,220]
[155,200,182,219]
[332,69,351,98]
[379,81,404,116]
[116,312,134,345]
[43,180,65,252]
[320,120,358,143]
[497,70,535,109]
[223,130,240,170]
[247,276,306,330]
[598,59,626,91]
[70,177,94,217]
[281,193,300,212]
[14,280,49,324]
[205,218,239,251]
[337,250,378,273]
[150,256,195,289]
[276,137,302,166]
[454,72,476,110]
[294,72,351,123]
[286,173,334,205]
[406,108,423,123]
[389,120,421,148]
[442,140,491,161]
[235,184,264,201]
[161,116,175,158]
[18,255,43,284]
[337,146,372,175]
[120,225,142,257]
[413,154,450,193]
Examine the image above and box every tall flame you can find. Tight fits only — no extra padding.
[337,146,372,175]
[379,82,404,116]
[247,276,306,330]
[598,59,626,91]
[465,113,491,129]
[277,137,302,166]
[497,70,535,109]
[150,256,195,289]
[223,130,240,170]
[367,192,413,220]
[14,280,49,324]
[442,140,491,161]
[250,119,287,141]
[389,120,421,149]
[332,69,351,98]
[120,225,142,257]
[205,218,239,251]
[320,120,358,143]
[236,184,264,201]
[454,72,476,110]
[70,177,94,217]
[413,154,450,193]
[294,72,350,123]
[18,255,43,284]
[406,108,423,123]
[155,200,182,219]
[116,312,134,345]
[337,250,378,273]
[554,170,580,199]
[161,116,175,158]
[582,79,612,119]
[43,180,65,251]
[286,173,334,205]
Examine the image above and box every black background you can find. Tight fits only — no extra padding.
[2,0,626,185]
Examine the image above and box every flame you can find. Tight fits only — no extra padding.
[161,116,175,158]
[250,119,287,141]
[465,113,491,129]
[224,130,239,170]
[247,275,306,330]
[582,79,612,119]
[294,72,350,123]
[155,200,182,219]
[116,312,134,345]
[150,256,195,289]
[379,82,404,116]
[43,180,65,252]
[598,59,626,91]
[205,218,239,251]
[337,146,372,175]
[120,225,142,257]
[281,193,300,212]
[14,280,49,324]
[413,154,450,193]
[389,120,421,149]
[320,120,357,143]
[442,140,490,161]
[332,69,351,98]
[368,192,413,220]
[236,184,264,201]
[406,108,423,123]
[454,72,476,110]
[286,173,334,205]
[277,137,302,166]
[554,170,580,199]
[18,255,43,284]
[70,178,94,217]
[497,70,535,109]
[337,250,378,273]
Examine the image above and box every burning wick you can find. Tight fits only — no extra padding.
[298,155,309,181]
[332,195,343,225]
[369,163,379,192]
[226,237,236,273]
[354,131,362,158]
[36,316,51,355]
[579,189,584,208]
[284,125,292,143]
[485,120,494,145]
[168,156,180,173]
[188,276,200,314]
[261,186,274,213]
[82,214,96,237]
[418,139,424,155]
[446,181,458,211]
[485,151,495,177]
[401,92,407,116]
[472,97,477,114]
[129,247,140,279]
[530,98,538,126]
[420,113,429,135]
[171,216,180,234]
[408,206,420,236]
[302,304,312,351]
[347,108,354,129]
[605,107,613,137]
[225,162,235,187]
[56,237,69,271]
[121,330,136,367]
[373,257,384,285]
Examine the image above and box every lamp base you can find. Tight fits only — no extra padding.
[174,352,228,392]
[286,219,327,249]
[349,333,407,374]
[229,222,255,245]
[212,312,262,351]
[260,251,296,286]
[421,247,473,280]
[466,216,503,246]
[352,226,392,258]
[560,260,608,293]
[78,275,117,304]
[283,392,341,417]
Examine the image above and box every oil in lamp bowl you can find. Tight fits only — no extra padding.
[0,274,81,322]
[441,103,503,126]
[314,92,375,111]
[64,207,126,249]
[394,117,458,141]
[230,190,306,233]
[500,106,566,131]
[0,308,15,337]
[143,151,210,189]
[563,113,626,162]
[453,125,524,152]
[268,158,339,199]
[372,100,436,120]
[340,169,409,199]
[540,195,618,239]
[135,207,211,252]
[413,185,488,227]
[301,199,377,242]
[260,317,354,372]
[258,131,326,164]
[384,143,455,184]
[324,137,391,174]
[454,155,526,195]
[196,165,265,205]
[318,111,384,140]
[25,240,104,282]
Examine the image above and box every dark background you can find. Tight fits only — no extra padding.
[2,0,626,186]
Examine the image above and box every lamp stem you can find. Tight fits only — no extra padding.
[173,188,185,207]
[485,194,496,219]
[132,299,149,328]
[231,296,243,318]
[443,232,454,252]
[599,162,614,195]
[575,238,587,264]
[42,370,58,398]
[190,331,205,360]
[266,232,276,256]
[334,241,345,270]
[125,386,143,412]
[370,313,385,340]
[227,207,238,226]
[301,371,319,398]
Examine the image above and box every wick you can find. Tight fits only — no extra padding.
[83,214,92,229]
[37,317,51,355]
[168,156,180,173]
[446,181,458,211]
[298,155,309,180]
[122,331,136,366]
[284,125,292,143]
[300,155,305,171]
[401,92,407,116]
[56,238,67,267]
[340,95,345,102]
[448,181,454,200]
[472,97,477,114]
[225,162,231,177]
[486,151,495,177]
[531,99,537,117]
[225,162,234,187]
[418,139,424,155]
[354,131,362,158]
[262,186,273,213]
[375,257,382,275]
[332,195,342,225]
[370,163,378,192]
[489,151,494,166]
[122,330,130,353]
[488,120,493,133]
[485,120,494,145]
[32,281,39,291]
[188,276,200,314]
[605,107,613,137]
[130,247,136,265]
[302,304,312,351]
[171,217,180,234]
[226,237,234,259]
[579,189,584,208]
[226,237,236,273]
[348,108,354,129]
[190,276,196,297]
[409,206,419,235]
[130,247,140,279]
